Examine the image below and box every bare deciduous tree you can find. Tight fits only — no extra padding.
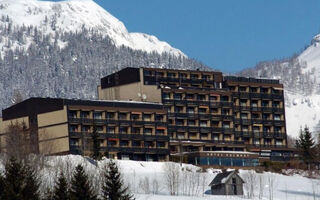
[163,162,180,195]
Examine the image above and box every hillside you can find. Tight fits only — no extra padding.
[0,0,208,112]
[0,0,184,56]
[1,155,317,200]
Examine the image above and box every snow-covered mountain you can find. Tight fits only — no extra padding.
[240,34,320,138]
[0,0,185,57]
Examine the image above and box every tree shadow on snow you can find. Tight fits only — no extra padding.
[279,190,320,198]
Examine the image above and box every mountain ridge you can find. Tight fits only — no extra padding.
[0,0,185,56]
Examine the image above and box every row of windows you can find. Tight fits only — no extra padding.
[69,111,165,121]
[144,70,220,80]
[193,157,259,167]
[69,126,166,135]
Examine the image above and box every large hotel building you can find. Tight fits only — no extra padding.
[0,67,291,166]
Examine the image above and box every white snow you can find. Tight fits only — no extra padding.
[0,0,185,57]
[18,155,319,200]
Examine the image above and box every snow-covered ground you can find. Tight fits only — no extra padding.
[8,155,318,200]
[285,92,320,137]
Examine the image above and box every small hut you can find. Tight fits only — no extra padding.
[209,170,244,195]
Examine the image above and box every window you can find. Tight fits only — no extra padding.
[69,111,77,118]
[261,88,269,93]
[155,115,164,122]
[175,106,183,113]
[222,109,230,115]
[252,113,260,119]
[144,141,154,148]
[210,96,218,101]
[274,114,281,120]
[156,129,165,135]
[157,142,166,148]
[119,113,127,120]
[177,133,185,139]
[82,126,90,132]
[96,126,103,133]
[263,126,271,132]
[241,113,248,119]
[107,127,115,134]
[240,100,247,106]
[221,96,229,102]
[197,94,206,101]
[70,139,79,146]
[253,126,260,133]
[274,127,281,133]
[131,114,140,121]
[132,141,141,147]
[167,72,177,78]
[106,112,115,119]
[144,128,153,135]
[163,93,170,99]
[174,93,182,100]
[94,112,102,119]
[180,73,188,79]
[190,74,199,79]
[254,139,260,145]
[143,114,152,121]
[131,127,141,134]
[188,120,196,126]
[120,140,129,147]
[211,108,219,113]
[250,87,258,93]
[223,122,230,128]
[198,108,207,113]
[70,125,78,132]
[263,113,270,120]
[186,93,194,100]
[200,120,208,127]
[273,101,280,107]
[119,127,128,134]
[239,87,247,92]
[262,100,269,107]
[108,141,117,147]
[251,100,258,107]
[176,119,184,126]
[81,111,90,119]
[276,140,283,145]
[242,125,249,132]
[187,107,195,113]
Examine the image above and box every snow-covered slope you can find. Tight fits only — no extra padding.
[0,0,185,56]
[7,155,318,200]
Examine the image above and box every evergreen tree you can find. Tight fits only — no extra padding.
[102,160,134,200]
[70,164,97,200]
[53,172,70,200]
[2,157,40,200]
[21,165,40,200]
[296,126,315,166]
[0,172,4,200]
[91,123,101,160]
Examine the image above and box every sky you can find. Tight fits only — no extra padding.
[55,0,320,72]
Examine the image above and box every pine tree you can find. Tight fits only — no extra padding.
[0,172,4,200]
[21,165,40,200]
[53,172,70,200]
[296,126,315,166]
[91,124,101,160]
[2,157,40,200]
[70,164,97,200]
[102,160,134,200]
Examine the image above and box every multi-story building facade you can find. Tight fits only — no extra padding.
[98,67,290,161]
[0,98,169,161]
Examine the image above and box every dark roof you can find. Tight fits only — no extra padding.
[209,171,244,186]
[2,97,165,121]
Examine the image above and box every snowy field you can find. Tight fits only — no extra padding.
[6,155,317,200]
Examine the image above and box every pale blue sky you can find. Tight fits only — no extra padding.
[53,0,320,72]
